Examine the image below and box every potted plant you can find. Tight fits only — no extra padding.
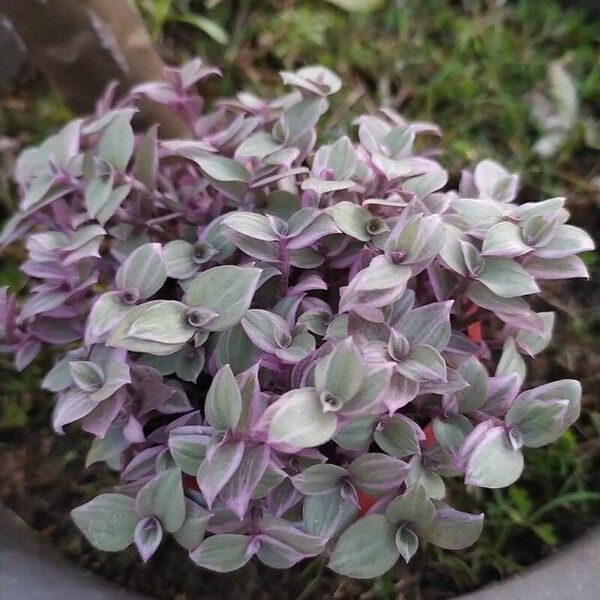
[0,51,596,598]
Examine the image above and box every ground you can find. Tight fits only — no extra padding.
[1,1,599,598]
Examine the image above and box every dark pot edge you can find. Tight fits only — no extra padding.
[2,503,600,600]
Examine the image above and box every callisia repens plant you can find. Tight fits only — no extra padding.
[0,60,594,577]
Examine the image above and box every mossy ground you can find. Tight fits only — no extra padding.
[1,1,599,598]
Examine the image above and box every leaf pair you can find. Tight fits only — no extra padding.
[108,266,261,355]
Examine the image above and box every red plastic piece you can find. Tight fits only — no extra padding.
[467,320,483,343]
[356,490,378,516]
[422,420,436,450]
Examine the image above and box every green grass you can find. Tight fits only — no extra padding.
[138,1,599,180]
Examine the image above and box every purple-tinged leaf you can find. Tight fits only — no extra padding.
[72,494,138,552]
[196,440,245,508]
[136,468,186,532]
[424,502,484,549]
[134,516,163,562]
[268,388,337,448]
[464,426,523,488]
[204,365,242,431]
[220,444,270,519]
[173,500,211,550]
[190,534,259,572]
[328,514,399,579]
[116,243,166,299]
[348,453,409,495]
[386,484,435,527]
[184,266,262,331]
[339,259,411,314]
[396,525,419,563]
[374,414,423,458]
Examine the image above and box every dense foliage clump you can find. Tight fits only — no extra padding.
[0,60,593,577]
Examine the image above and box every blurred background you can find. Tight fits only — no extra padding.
[0,1,599,599]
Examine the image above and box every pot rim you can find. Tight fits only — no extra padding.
[1,503,599,599]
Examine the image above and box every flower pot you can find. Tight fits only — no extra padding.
[2,503,599,600]
[0,504,146,600]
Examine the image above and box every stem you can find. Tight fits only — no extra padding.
[296,557,326,600]
[146,212,184,226]
[278,241,290,296]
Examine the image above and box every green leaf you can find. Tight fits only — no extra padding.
[478,257,540,298]
[374,415,422,458]
[496,337,526,386]
[474,159,518,203]
[175,347,205,383]
[516,311,555,356]
[328,514,399,578]
[482,222,530,257]
[530,491,600,523]
[465,427,524,488]
[71,494,138,552]
[425,502,484,550]
[94,184,131,226]
[405,456,446,499]
[133,125,158,188]
[268,388,337,448]
[274,332,315,364]
[291,463,347,495]
[84,174,113,221]
[192,152,250,182]
[173,500,211,550]
[334,416,377,451]
[134,516,163,562]
[241,309,291,352]
[327,201,372,241]
[97,113,134,172]
[433,415,472,455]
[136,468,186,533]
[314,338,364,405]
[321,0,384,13]
[86,291,129,344]
[108,301,194,355]
[395,525,419,563]
[163,240,197,279]
[168,428,208,475]
[184,265,262,331]
[280,65,342,96]
[172,14,229,45]
[455,356,488,413]
[205,365,242,430]
[196,441,244,507]
[395,344,447,382]
[236,132,282,158]
[277,98,325,143]
[214,325,260,374]
[514,379,581,433]
[403,170,448,199]
[506,397,569,448]
[348,453,408,496]
[190,534,256,572]
[303,491,357,538]
[116,243,166,299]
[301,178,355,194]
[70,361,104,392]
[466,281,532,316]
[326,136,357,179]
[340,260,411,312]
[385,484,435,528]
